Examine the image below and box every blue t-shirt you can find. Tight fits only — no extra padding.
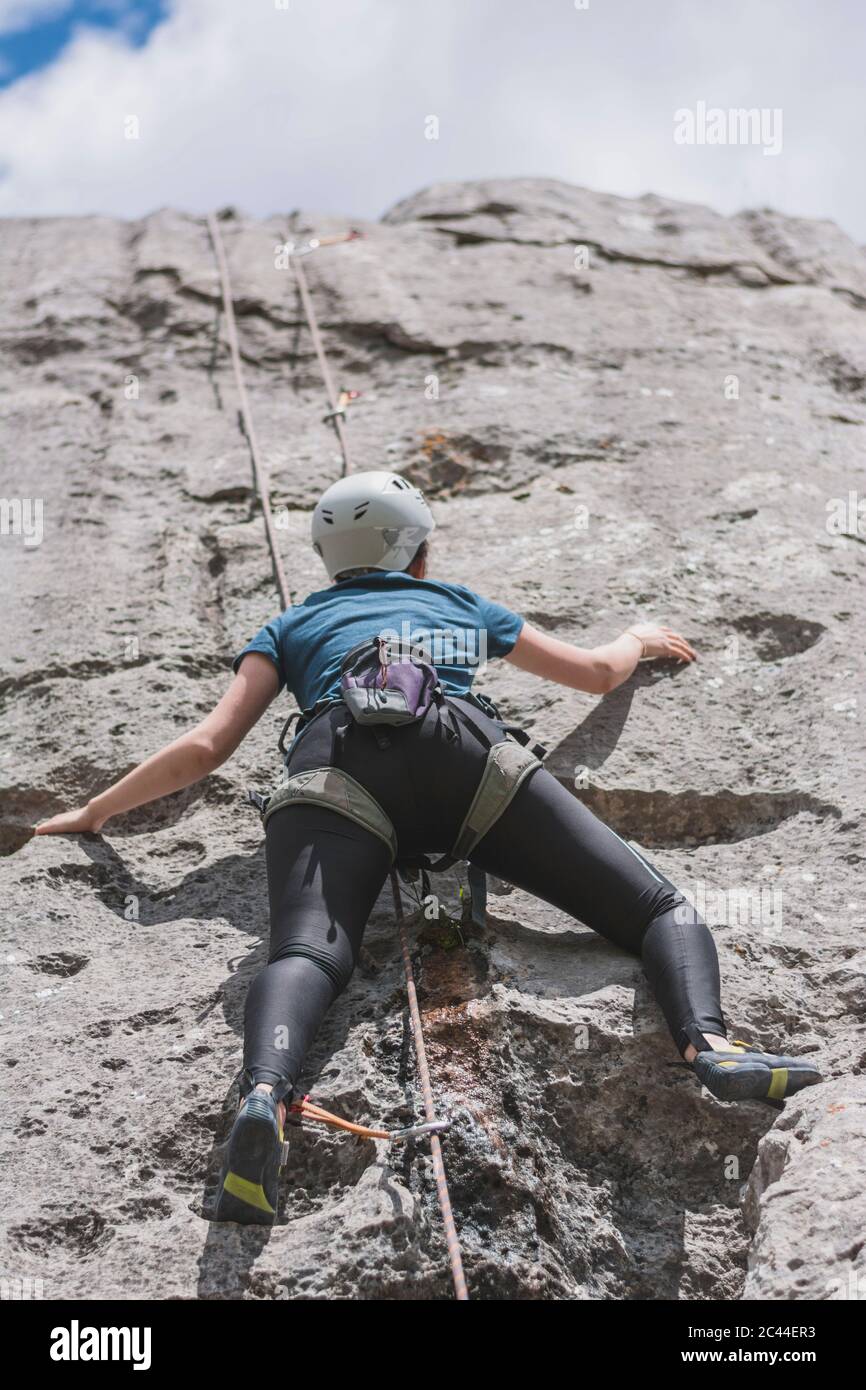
[232,571,525,712]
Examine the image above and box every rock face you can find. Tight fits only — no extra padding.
[2,178,864,1301]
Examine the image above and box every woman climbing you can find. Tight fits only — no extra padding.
[35,470,822,1225]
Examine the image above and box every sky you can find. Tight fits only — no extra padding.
[0,0,863,239]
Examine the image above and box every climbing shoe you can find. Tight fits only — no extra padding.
[212,1088,286,1226]
[693,1039,823,1104]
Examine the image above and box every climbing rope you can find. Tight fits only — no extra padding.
[207,213,469,1301]
[206,214,291,609]
[289,250,356,476]
[389,874,469,1300]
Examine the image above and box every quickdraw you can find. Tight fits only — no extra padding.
[281,228,362,258]
[288,1093,451,1144]
[207,214,470,1301]
[323,387,361,426]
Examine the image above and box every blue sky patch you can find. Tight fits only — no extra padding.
[0,2,168,89]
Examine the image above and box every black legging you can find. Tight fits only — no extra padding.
[242,698,726,1097]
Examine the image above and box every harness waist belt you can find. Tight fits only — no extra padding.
[259,737,542,869]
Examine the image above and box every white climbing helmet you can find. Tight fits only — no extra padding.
[311,470,435,580]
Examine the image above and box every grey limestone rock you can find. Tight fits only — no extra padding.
[1,178,864,1300]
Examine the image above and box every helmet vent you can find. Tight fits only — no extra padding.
[353,502,370,520]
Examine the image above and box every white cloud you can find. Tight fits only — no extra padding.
[0,0,862,241]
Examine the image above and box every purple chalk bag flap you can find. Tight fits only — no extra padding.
[340,635,442,725]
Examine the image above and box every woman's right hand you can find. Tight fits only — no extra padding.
[625,624,697,663]
[32,656,281,840]
[34,803,107,836]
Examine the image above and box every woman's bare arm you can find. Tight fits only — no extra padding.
[35,653,280,835]
[505,621,696,695]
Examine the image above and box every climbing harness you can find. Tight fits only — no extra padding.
[207,214,471,1299]
[259,632,545,882]
[256,737,542,876]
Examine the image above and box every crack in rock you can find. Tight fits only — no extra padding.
[568,785,840,847]
[731,613,826,661]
